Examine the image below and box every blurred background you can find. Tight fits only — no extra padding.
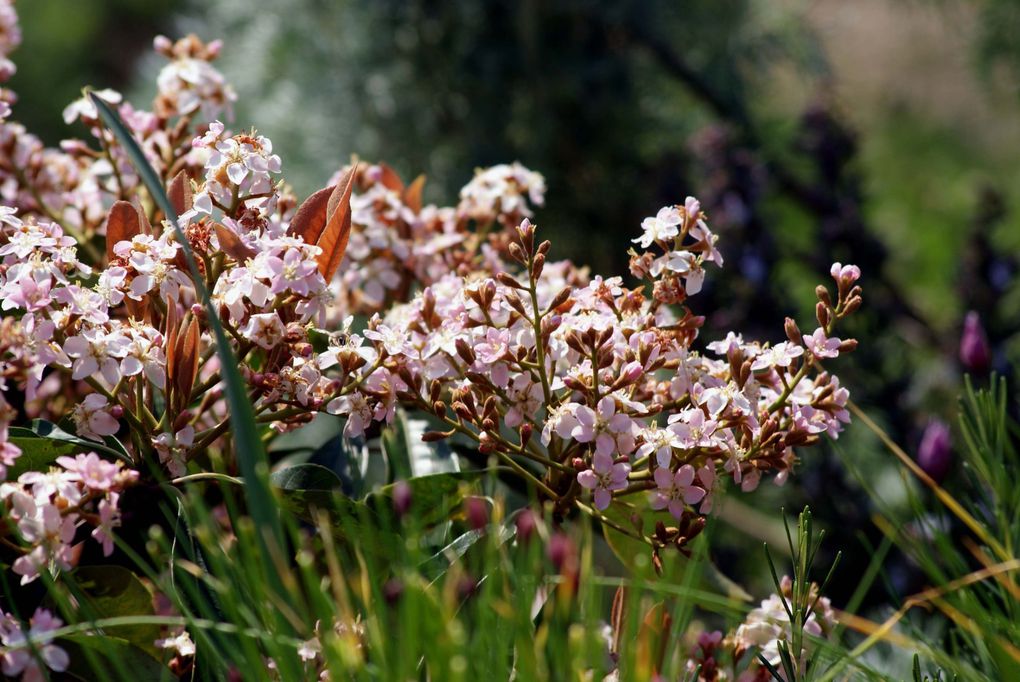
[13,0,1020,610]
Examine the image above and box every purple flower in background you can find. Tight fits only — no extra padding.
[917,420,952,483]
[959,311,991,374]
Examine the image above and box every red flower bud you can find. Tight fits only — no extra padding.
[959,311,991,374]
[917,420,952,484]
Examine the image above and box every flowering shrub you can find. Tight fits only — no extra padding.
[0,2,864,678]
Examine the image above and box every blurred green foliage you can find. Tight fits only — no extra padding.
[10,0,174,145]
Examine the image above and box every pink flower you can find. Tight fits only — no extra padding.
[0,608,70,680]
[805,327,840,359]
[633,206,681,248]
[71,394,120,440]
[56,452,121,491]
[241,312,286,349]
[0,275,52,313]
[577,451,630,510]
[650,465,706,519]
[750,341,804,372]
[572,396,637,457]
[266,248,320,296]
[829,262,860,285]
[63,328,129,384]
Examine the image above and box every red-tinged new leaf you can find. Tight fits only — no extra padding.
[164,296,179,396]
[214,223,256,261]
[174,316,200,412]
[403,174,426,212]
[377,162,404,192]
[167,170,193,216]
[105,201,140,264]
[317,165,357,281]
[288,186,332,246]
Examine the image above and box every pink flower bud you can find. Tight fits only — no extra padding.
[514,509,537,544]
[392,480,412,517]
[464,497,488,530]
[959,311,991,374]
[917,420,952,484]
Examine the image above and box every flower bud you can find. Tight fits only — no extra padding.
[514,508,538,544]
[815,285,832,307]
[464,497,489,530]
[508,242,527,263]
[109,405,125,419]
[496,272,526,289]
[917,420,952,484]
[383,578,404,605]
[392,480,412,517]
[519,422,533,445]
[546,533,574,572]
[784,317,802,345]
[959,311,991,374]
[815,302,830,328]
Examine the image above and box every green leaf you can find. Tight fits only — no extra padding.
[382,411,461,482]
[89,93,283,576]
[10,419,131,465]
[59,634,170,682]
[270,463,344,491]
[71,565,161,656]
[366,472,483,528]
[6,435,79,479]
[989,636,1020,680]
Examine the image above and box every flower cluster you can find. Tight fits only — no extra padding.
[0,608,68,682]
[0,450,137,583]
[334,161,549,315]
[681,577,836,681]
[0,5,865,678]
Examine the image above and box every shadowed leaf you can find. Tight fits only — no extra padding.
[288,185,332,245]
[167,169,192,216]
[104,201,140,264]
[214,223,256,261]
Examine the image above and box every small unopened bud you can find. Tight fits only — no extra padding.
[815,285,831,307]
[815,302,830,328]
[784,317,802,345]
[515,509,538,544]
[432,401,447,419]
[383,578,404,605]
[917,420,952,484]
[508,242,527,263]
[959,311,991,374]
[496,272,526,289]
[422,430,451,442]
[531,253,545,279]
[547,286,572,311]
[455,338,476,365]
[537,240,551,257]
[571,457,586,471]
[464,497,489,530]
[392,480,412,517]
[519,423,533,445]
[173,410,193,431]
[838,338,858,353]
[546,533,574,572]
[109,405,125,419]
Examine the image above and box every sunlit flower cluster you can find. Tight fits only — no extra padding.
[0,4,864,677]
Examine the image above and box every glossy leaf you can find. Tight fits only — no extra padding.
[72,565,160,656]
[104,201,140,264]
[59,634,169,682]
[316,165,356,280]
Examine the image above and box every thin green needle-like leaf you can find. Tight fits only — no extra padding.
[88,91,285,573]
